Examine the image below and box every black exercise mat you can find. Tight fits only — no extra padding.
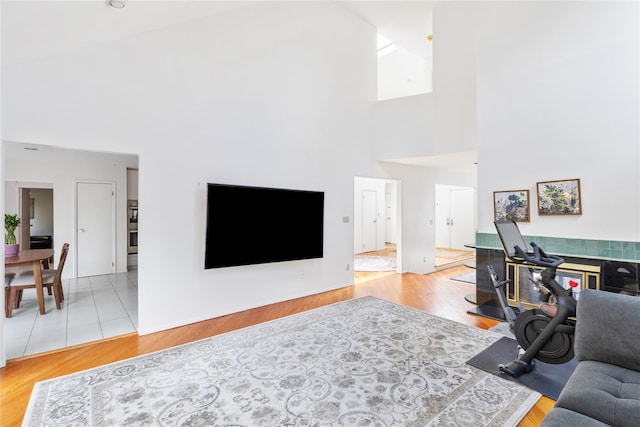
[467,336,578,400]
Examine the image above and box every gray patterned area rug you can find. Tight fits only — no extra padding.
[24,297,540,426]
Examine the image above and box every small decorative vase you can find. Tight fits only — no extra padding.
[5,244,19,258]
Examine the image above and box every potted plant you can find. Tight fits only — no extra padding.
[5,213,21,257]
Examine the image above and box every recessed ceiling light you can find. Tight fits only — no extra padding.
[108,0,126,9]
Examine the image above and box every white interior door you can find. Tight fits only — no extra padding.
[435,185,475,250]
[384,190,397,244]
[77,181,115,277]
[361,190,377,253]
[449,188,475,249]
[435,186,451,248]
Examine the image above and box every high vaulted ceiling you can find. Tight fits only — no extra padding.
[2,1,474,174]
[341,1,434,59]
[1,0,435,68]
[1,1,254,67]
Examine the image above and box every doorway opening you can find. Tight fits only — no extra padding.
[353,177,401,284]
[435,184,475,269]
[2,141,139,360]
[6,183,55,251]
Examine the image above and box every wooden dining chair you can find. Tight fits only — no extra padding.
[6,243,69,317]
[4,272,15,318]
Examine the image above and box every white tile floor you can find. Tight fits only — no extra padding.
[4,270,138,359]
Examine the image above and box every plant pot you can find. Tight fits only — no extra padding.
[5,244,19,258]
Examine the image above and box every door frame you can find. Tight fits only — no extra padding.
[353,176,402,273]
[434,184,476,250]
[8,182,54,251]
[75,180,116,277]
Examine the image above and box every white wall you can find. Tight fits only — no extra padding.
[29,189,53,236]
[127,168,138,200]
[378,162,437,274]
[2,2,378,335]
[432,2,477,156]
[475,1,639,240]
[378,47,432,101]
[372,93,435,159]
[3,143,137,277]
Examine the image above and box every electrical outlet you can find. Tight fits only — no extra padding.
[346,264,350,271]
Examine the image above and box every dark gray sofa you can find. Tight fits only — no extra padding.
[541,289,640,427]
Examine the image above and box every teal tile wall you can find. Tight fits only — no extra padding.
[475,233,640,262]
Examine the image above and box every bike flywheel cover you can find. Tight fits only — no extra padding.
[513,309,575,364]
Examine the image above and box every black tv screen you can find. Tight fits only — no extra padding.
[205,183,324,269]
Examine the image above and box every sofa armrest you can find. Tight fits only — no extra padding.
[575,289,640,371]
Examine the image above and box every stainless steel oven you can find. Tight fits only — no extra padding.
[127,200,138,254]
[128,229,138,254]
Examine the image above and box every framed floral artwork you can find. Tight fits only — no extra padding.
[494,189,530,222]
[537,178,582,215]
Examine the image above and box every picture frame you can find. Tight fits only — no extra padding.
[493,189,530,222]
[537,178,582,215]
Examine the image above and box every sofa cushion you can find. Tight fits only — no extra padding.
[540,407,610,427]
[553,360,640,427]
[575,289,640,371]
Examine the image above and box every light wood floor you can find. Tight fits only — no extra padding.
[0,266,553,426]
[436,246,475,269]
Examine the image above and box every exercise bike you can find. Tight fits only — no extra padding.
[489,221,577,377]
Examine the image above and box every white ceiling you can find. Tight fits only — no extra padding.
[341,1,434,59]
[4,140,138,164]
[1,0,435,67]
[383,150,478,174]
[1,0,473,174]
[1,1,257,67]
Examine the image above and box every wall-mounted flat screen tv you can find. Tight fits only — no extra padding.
[205,183,324,269]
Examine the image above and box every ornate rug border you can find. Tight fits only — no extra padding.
[23,296,540,426]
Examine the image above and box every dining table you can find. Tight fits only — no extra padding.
[5,248,55,315]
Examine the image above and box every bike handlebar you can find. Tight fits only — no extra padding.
[512,242,564,268]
